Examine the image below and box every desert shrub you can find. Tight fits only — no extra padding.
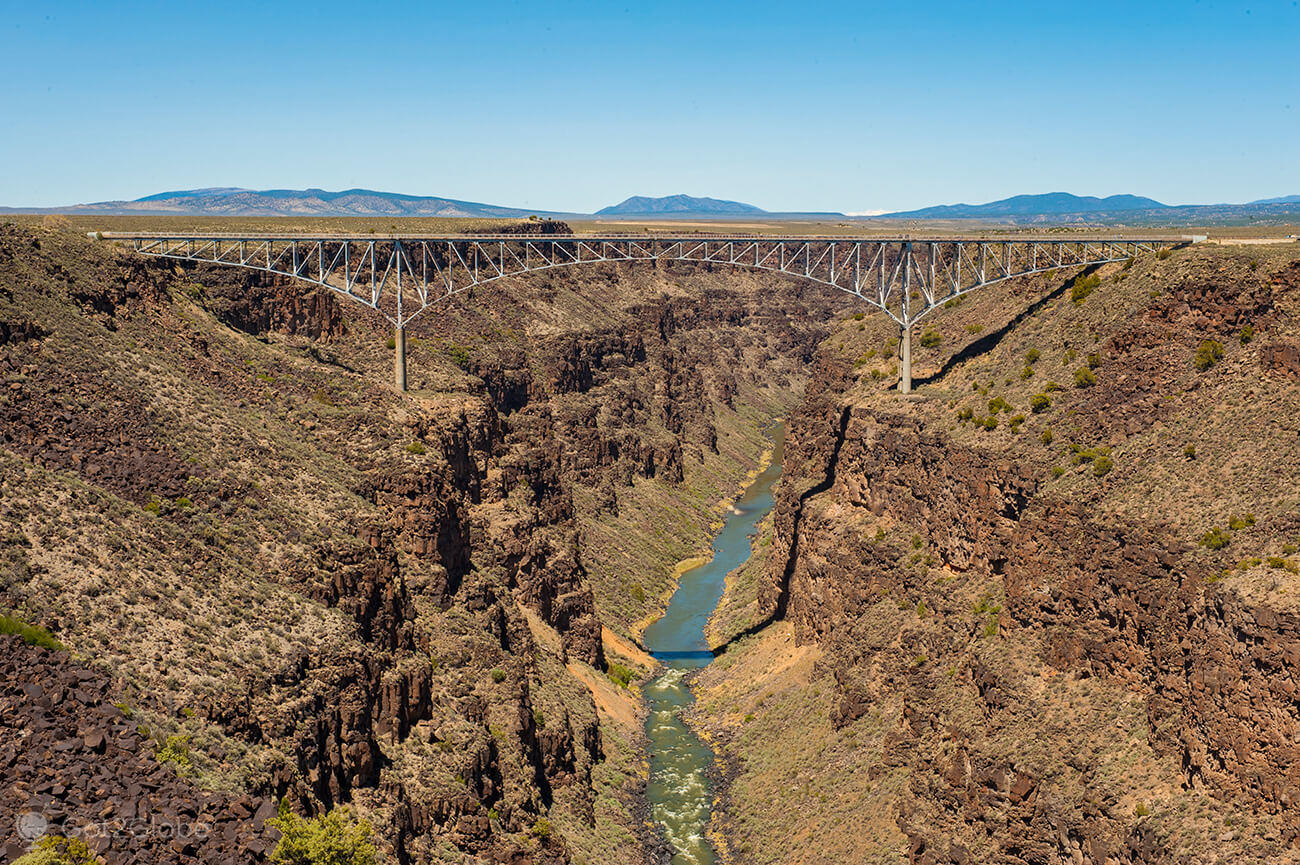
[987,396,1012,414]
[1050,466,1065,478]
[1284,543,1299,555]
[1086,352,1102,369]
[532,818,553,840]
[268,801,376,865]
[0,613,64,651]
[1073,367,1097,388]
[965,324,983,334]
[607,662,635,688]
[1200,527,1232,551]
[629,583,646,603]
[1092,455,1113,477]
[404,441,426,455]
[1030,393,1051,413]
[1020,365,1034,380]
[1134,802,1150,818]
[956,406,974,422]
[911,534,924,550]
[1040,428,1054,445]
[1227,514,1255,531]
[1122,256,1135,270]
[490,668,506,684]
[919,328,942,348]
[1240,324,1254,344]
[1070,273,1101,303]
[155,734,192,770]
[1193,339,1224,371]
[1044,380,1064,392]
[1025,348,1041,364]
[445,343,472,369]
[980,415,998,431]
[1063,348,1077,364]
[852,312,865,321]
[1156,247,1172,260]
[14,836,98,865]
[1183,444,1196,459]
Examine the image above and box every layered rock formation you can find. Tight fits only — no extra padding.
[0,221,835,863]
[695,241,1300,864]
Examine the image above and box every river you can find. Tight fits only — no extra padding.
[641,422,785,865]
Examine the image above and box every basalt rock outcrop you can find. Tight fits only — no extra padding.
[0,635,277,865]
[0,223,837,863]
[711,243,1300,864]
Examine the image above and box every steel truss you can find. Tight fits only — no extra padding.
[102,232,1186,391]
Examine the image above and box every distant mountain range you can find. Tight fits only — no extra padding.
[3,188,1298,226]
[596,194,766,216]
[0,187,553,219]
[882,192,1168,220]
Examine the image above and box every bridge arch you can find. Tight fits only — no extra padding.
[98,232,1186,392]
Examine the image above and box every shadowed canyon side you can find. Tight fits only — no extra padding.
[0,221,840,863]
[692,241,1300,863]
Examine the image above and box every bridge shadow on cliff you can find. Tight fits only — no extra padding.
[911,263,1104,389]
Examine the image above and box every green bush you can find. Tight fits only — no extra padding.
[0,613,64,651]
[987,396,1012,414]
[268,801,376,865]
[1020,365,1034,380]
[14,836,98,865]
[155,734,192,770]
[445,344,473,369]
[404,441,427,455]
[1086,352,1102,370]
[629,583,646,603]
[919,328,942,348]
[532,818,553,840]
[1070,274,1101,303]
[1040,428,1054,445]
[607,662,635,688]
[1183,444,1196,459]
[1025,348,1040,364]
[1092,455,1113,477]
[1227,513,1256,531]
[1156,247,1172,260]
[1073,367,1097,388]
[1200,527,1232,551]
[1193,339,1224,371]
[490,668,506,684]
[1029,393,1051,413]
[1050,466,1065,478]
[1240,324,1254,345]
[1044,380,1064,392]
[956,406,974,423]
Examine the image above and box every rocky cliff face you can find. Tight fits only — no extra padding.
[694,241,1300,864]
[0,222,835,863]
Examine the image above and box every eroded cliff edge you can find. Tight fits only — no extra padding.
[0,222,838,863]
[694,242,1300,864]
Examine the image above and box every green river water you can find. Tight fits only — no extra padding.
[641,422,785,864]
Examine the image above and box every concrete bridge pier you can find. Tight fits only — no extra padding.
[394,326,407,392]
[899,323,912,394]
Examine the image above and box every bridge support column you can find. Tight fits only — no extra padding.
[394,326,407,392]
[899,322,912,394]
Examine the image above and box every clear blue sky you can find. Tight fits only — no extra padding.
[2,0,1297,212]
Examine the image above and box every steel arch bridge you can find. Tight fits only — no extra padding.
[98,232,1187,392]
